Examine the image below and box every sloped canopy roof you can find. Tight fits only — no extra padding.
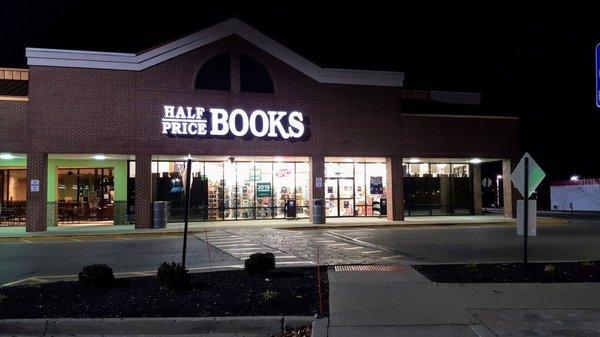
[26,18,404,87]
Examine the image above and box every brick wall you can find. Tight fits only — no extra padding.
[402,115,519,159]
[25,35,517,160]
[0,100,28,153]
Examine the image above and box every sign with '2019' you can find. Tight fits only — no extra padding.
[161,105,308,141]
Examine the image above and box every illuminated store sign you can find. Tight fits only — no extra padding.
[161,106,307,140]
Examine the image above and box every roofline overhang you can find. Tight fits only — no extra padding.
[26,18,405,87]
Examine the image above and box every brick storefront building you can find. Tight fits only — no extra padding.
[0,19,519,232]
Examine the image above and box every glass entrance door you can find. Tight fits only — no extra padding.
[325,178,355,217]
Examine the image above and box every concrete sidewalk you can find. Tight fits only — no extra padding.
[0,214,553,240]
[327,266,484,337]
[326,266,600,337]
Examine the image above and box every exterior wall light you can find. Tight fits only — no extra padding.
[570,175,580,181]
[93,155,107,160]
[0,153,14,160]
[407,158,421,163]
[470,158,482,164]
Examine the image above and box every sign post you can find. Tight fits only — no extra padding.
[181,159,193,268]
[510,153,545,265]
[523,156,529,264]
[596,43,600,108]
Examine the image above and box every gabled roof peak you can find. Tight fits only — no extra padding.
[26,18,404,87]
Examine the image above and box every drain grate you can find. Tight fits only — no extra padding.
[334,265,406,272]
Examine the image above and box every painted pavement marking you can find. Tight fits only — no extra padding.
[195,230,313,266]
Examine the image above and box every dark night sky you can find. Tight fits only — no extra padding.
[2,1,600,183]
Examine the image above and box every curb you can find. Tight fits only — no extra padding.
[0,218,567,241]
[0,316,316,336]
[311,317,329,337]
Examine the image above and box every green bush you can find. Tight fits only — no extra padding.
[262,289,281,301]
[78,264,114,289]
[156,262,189,290]
[543,264,556,274]
[244,252,276,275]
[465,261,477,270]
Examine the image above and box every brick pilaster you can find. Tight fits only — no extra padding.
[309,155,325,223]
[502,158,518,218]
[386,156,404,221]
[135,154,153,229]
[26,153,47,232]
[472,164,483,215]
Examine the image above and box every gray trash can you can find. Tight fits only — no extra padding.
[312,198,325,224]
[152,201,168,229]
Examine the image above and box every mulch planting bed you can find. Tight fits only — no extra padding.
[414,261,600,283]
[0,267,328,318]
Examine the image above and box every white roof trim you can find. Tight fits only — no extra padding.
[26,18,404,87]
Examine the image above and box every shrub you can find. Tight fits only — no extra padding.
[581,261,594,268]
[465,261,477,270]
[244,252,275,275]
[78,264,114,289]
[262,289,281,301]
[156,262,189,290]
[0,294,8,304]
[543,264,556,274]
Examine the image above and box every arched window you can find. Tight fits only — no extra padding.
[240,54,274,93]
[195,53,231,90]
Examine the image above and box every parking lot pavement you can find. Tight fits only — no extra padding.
[0,235,240,286]
[314,220,600,263]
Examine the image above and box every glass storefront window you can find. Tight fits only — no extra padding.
[295,162,309,218]
[325,162,354,178]
[366,163,386,216]
[273,162,294,218]
[354,163,366,216]
[56,167,115,222]
[451,164,470,177]
[255,162,273,219]
[0,169,27,202]
[325,160,386,217]
[236,162,255,219]
[223,162,236,219]
[430,164,450,177]
[404,162,473,216]
[205,162,224,220]
[407,163,430,177]
[151,159,309,222]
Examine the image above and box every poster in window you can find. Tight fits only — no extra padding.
[256,182,271,197]
[370,176,383,194]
